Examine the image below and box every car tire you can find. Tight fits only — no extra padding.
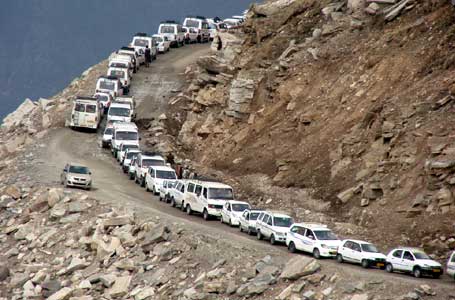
[257,230,262,240]
[170,198,176,207]
[270,234,276,245]
[361,259,369,269]
[145,184,150,192]
[181,202,185,212]
[140,177,145,188]
[313,248,321,259]
[336,254,344,263]
[288,242,297,253]
[203,209,210,221]
[386,263,393,273]
[186,204,192,215]
[413,267,422,278]
[247,228,252,235]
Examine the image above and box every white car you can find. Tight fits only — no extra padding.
[107,102,133,124]
[385,247,443,278]
[153,34,171,53]
[107,67,131,94]
[122,149,141,173]
[117,142,140,163]
[183,27,198,44]
[145,166,177,195]
[69,97,101,130]
[133,153,166,187]
[128,156,138,180]
[131,33,157,61]
[256,211,293,245]
[157,21,185,47]
[286,223,340,258]
[336,239,386,269]
[183,180,234,221]
[109,54,134,76]
[110,122,139,158]
[96,76,123,98]
[118,46,143,71]
[239,209,263,235]
[101,125,114,149]
[447,251,455,280]
[220,200,251,226]
[159,180,177,202]
[169,180,187,208]
[183,16,210,43]
[93,92,113,114]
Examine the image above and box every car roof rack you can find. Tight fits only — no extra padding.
[193,175,222,183]
[76,96,98,101]
[160,20,178,24]
[121,46,135,51]
[135,32,148,37]
[186,15,206,20]
[142,150,162,156]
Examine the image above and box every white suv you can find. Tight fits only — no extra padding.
[145,166,177,195]
[131,33,157,61]
[220,200,250,226]
[183,180,234,220]
[122,149,140,173]
[239,209,263,235]
[117,142,140,164]
[157,21,185,47]
[385,247,443,278]
[169,180,187,208]
[337,239,386,269]
[133,153,166,187]
[159,180,176,202]
[447,251,455,280]
[286,223,340,258]
[256,211,293,245]
[183,16,210,43]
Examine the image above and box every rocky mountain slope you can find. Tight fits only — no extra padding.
[164,0,455,259]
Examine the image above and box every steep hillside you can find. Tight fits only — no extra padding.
[167,0,455,257]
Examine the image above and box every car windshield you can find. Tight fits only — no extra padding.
[69,166,89,174]
[126,152,139,159]
[232,203,250,212]
[160,26,175,33]
[143,159,165,167]
[185,20,199,28]
[115,131,138,141]
[111,62,128,68]
[155,36,163,42]
[167,181,176,188]
[314,230,337,240]
[361,243,379,253]
[134,38,149,47]
[109,107,130,117]
[250,212,260,220]
[182,28,188,33]
[273,217,293,227]
[413,251,430,260]
[104,128,113,135]
[96,95,109,102]
[109,70,125,78]
[122,144,138,151]
[99,80,116,91]
[156,170,177,179]
[208,188,233,200]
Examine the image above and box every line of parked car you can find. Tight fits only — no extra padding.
[63,12,455,282]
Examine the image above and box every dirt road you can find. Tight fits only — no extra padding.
[30,43,455,292]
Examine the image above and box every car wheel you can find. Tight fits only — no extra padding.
[203,209,209,221]
[336,254,344,263]
[186,204,192,215]
[140,177,145,187]
[257,230,262,240]
[288,242,296,253]
[361,259,369,269]
[386,263,393,273]
[170,198,176,207]
[247,228,252,235]
[145,184,150,192]
[313,248,321,259]
[270,234,276,245]
[181,202,185,212]
[413,267,422,278]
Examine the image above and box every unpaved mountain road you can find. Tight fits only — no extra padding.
[30,44,455,292]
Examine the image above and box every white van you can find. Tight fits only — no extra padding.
[158,21,185,47]
[69,97,101,130]
[107,67,130,91]
[107,102,133,123]
[96,76,123,98]
[109,53,135,75]
[111,122,139,158]
[183,180,234,220]
[145,166,177,195]
[118,46,142,72]
[131,33,157,61]
[183,16,210,43]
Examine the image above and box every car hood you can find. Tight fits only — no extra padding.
[273,227,290,234]
[109,116,131,122]
[363,252,387,260]
[417,259,442,267]
[319,240,341,247]
[231,211,244,218]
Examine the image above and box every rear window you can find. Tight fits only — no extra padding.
[86,104,97,113]
[110,70,125,78]
[142,159,165,167]
[75,103,85,112]
[160,25,176,34]
[156,170,177,179]
[99,80,116,91]
[184,20,200,28]
[250,212,260,220]
[134,38,149,47]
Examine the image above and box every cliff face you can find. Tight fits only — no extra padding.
[170,0,455,254]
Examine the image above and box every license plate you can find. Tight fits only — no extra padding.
[377,263,384,267]
[433,269,440,272]
[329,250,337,254]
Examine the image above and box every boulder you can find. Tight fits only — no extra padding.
[47,287,73,300]
[0,265,10,281]
[2,98,37,129]
[109,276,132,298]
[5,185,21,199]
[279,256,320,280]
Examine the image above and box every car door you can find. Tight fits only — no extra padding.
[350,242,362,263]
[340,241,353,262]
[193,184,203,212]
[265,215,274,238]
[221,202,229,222]
[402,251,415,272]
[289,225,303,249]
[448,252,455,276]
[240,211,248,230]
[302,228,316,253]
[390,250,404,270]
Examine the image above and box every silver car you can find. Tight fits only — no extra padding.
[61,163,92,190]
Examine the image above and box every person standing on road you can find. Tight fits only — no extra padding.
[144,45,151,67]
[217,35,223,51]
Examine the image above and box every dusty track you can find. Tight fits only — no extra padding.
[31,43,455,291]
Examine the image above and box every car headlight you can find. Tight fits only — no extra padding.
[321,244,328,249]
